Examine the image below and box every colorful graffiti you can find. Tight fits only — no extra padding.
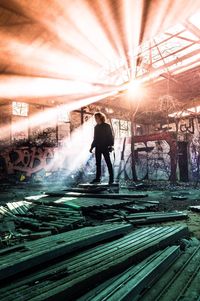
[0,147,56,177]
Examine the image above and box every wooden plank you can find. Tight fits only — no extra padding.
[0,223,132,281]
[51,196,157,211]
[78,246,180,301]
[0,226,188,301]
[52,197,141,210]
[78,183,119,188]
[48,192,149,199]
[189,205,200,212]
[64,187,108,193]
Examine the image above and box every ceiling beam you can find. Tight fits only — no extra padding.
[137,48,200,81]
[138,29,186,55]
[183,20,200,39]
[165,32,199,43]
[0,3,29,20]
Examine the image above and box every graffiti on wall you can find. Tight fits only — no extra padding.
[188,117,200,180]
[179,118,195,134]
[190,141,200,180]
[134,140,171,180]
[113,138,171,181]
[77,118,200,182]
[0,137,174,183]
[0,147,56,177]
[113,138,132,180]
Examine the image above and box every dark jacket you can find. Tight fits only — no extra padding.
[91,122,114,150]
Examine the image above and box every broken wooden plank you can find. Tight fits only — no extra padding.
[53,197,139,210]
[140,243,200,301]
[64,187,108,193]
[52,196,157,211]
[0,223,132,281]
[171,195,188,200]
[78,246,180,301]
[189,205,200,212]
[78,183,119,188]
[126,211,188,225]
[48,191,149,199]
[0,226,188,301]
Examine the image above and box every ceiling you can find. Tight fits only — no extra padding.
[0,0,200,110]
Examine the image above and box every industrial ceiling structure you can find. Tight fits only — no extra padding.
[0,0,200,110]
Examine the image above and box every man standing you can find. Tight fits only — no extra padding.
[90,112,114,184]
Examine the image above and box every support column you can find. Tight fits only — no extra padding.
[130,108,138,181]
[169,139,177,183]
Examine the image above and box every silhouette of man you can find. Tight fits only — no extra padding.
[90,112,114,184]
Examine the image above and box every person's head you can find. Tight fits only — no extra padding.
[94,112,106,124]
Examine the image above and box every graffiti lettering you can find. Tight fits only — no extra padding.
[0,147,55,177]
[180,118,194,134]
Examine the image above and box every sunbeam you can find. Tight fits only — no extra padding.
[0,0,199,102]
[0,90,117,142]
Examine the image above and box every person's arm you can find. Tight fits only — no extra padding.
[90,126,97,152]
[107,124,114,146]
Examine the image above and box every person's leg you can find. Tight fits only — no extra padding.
[95,148,102,181]
[103,150,114,183]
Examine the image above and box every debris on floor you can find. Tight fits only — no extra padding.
[0,226,189,301]
[78,246,181,301]
[189,205,200,212]
[171,195,188,200]
[0,223,131,281]
[0,183,200,301]
[79,240,200,301]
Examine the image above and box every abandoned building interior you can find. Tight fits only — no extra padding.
[1,1,200,300]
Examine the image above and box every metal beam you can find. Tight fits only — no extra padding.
[183,20,200,40]
[165,32,200,43]
[0,3,30,20]
[137,48,200,81]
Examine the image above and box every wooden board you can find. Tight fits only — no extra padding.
[48,191,149,199]
[78,183,119,188]
[0,223,132,281]
[0,226,189,301]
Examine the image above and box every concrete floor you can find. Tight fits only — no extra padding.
[146,189,200,239]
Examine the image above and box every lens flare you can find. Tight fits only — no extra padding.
[127,80,142,97]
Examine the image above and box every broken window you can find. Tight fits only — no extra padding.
[12,102,29,117]
[57,105,70,122]
[100,12,200,85]
[111,119,131,138]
